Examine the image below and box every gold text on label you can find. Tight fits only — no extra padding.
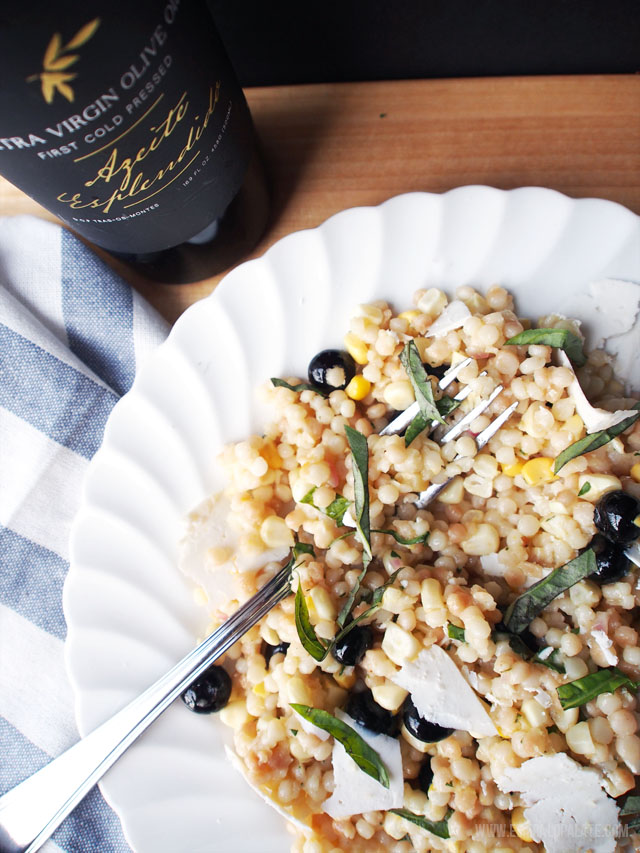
[56,83,220,213]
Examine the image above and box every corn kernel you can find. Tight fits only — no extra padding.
[398,310,421,324]
[308,586,337,621]
[577,473,622,502]
[260,515,294,549]
[565,720,595,756]
[287,676,312,705]
[421,577,445,610]
[345,375,372,401]
[344,332,368,365]
[260,442,282,469]
[219,700,251,730]
[383,380,415,411]
[521,698,550,728]
[461,522,500,556]
[631,463,640,483]
[372,680,409,712]
[521,457,555,486]
[502,460,524,477]
[253,681,267,697]
[564,414,584,438]
[381,586,416,614]
[333,668,357,689]
[511,807,533,842]
[438,476,464,504]
[551,706,579,734]
[381,622,421,665]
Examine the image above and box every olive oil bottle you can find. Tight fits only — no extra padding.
[0,0,269,282]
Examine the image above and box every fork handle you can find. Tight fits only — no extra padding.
[0,566,291,853]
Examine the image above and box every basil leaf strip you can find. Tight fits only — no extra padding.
[404,411,430,447]
[290,704,390,788]
[504,328,586,367]
[389,809,451,840]
[403,396,459,446]
[621,796,640,816]
[553,404,640,473]
[578,482,591,496]
[332,568,403,647]
[345,425,372,559]
[400,341,446,445]
[436,395,459,418]
[271,377,329,396]
[371,528,430,546]
[301,487,351,526]
[294,579,328,661]
[533,647,565,674]
[337,565,368,629]
[447,624,466,641]
[557,666,638,710]
[503,549,597,634]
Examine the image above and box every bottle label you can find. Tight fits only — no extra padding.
[0,0,254,253]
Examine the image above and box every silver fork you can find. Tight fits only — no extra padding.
[0,360,516,853]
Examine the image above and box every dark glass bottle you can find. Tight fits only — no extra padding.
[0,1,269,282]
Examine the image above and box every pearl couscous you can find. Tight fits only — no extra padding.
[180,285,640,853]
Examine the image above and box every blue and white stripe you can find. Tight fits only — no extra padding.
[0,216,168,852]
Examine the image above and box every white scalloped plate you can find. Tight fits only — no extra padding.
[64,187,640,853]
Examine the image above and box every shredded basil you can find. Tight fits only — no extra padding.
[337,565,368,629]
[400,341,445,445]
[389,808,451,840]
[336,428,372,628]
[290,729,298,736]
[301,487,351,526]
[533,647,565,673]
[503,549,597,634]
[294,577,328,661]
[554,403,640,473]
[621,795,640,816]
[292,541,315,559]
[504,328,586,367]
[270,377,329,396]
[402,396,459,446]
[447,624,466,641]
[557,666,638,710]
[331,569,402,648]
[578,482,591,497]
[290,704,390,788]
[372,528,429,546]
[436,395,459,418]
[344,426,372,565]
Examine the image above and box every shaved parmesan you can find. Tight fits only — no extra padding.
[225,745,313,835]
[391,645,498,737]
[323,711,404,818]
[558,351,637,434]
[426,300,471,337]
[497,754,619,853]
[558,278,640,394]
[479,552,507,578]
[178,492,290,608]
[591,630,618,666]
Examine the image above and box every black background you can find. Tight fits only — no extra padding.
[206,0,639,87]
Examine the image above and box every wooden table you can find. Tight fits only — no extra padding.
[1,75,638,325]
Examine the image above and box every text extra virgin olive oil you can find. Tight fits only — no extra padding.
[0,1,269,282]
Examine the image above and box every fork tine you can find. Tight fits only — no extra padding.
[412,399,517,510]
[475,400,519,449]
[379,357,475,437]
[439,384,505,444]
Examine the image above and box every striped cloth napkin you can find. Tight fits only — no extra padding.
[0,216,169,852]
